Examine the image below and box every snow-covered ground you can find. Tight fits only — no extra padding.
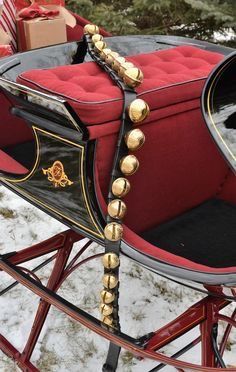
[0,186,236,371]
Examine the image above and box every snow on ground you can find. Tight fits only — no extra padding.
[0,186,236,371]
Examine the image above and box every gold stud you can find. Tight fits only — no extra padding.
[102,253,120,269]
[100,48,111,61]
[118,62,134,78]
[100,289,115,304]
[120,155,139,176]
[94,40,107,54]
[112,178,131,198]
[92,34,103,44]
[102,315,113,326]
[112,56,126,72]
[125,129,145,151]
[102,273,118,289]
[107,200,127,220]
[105,51,119,65]
[84,24,100,36]
[123,67,144,88]
[104,222,123,241]
[128,99,150,123]
[100,303,113,316]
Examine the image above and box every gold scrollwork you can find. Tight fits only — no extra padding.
[42,161,73,188]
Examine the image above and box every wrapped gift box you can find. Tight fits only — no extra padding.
[16,0,65,12]
[17,10,67,51]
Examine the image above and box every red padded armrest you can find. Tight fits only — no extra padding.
[0,149,28,174]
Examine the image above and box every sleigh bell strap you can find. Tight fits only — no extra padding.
[83,25,150,329]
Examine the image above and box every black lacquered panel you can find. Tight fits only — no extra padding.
[202,52,236,171]
[1,128,103,240]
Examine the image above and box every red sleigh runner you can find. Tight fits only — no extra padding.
[0,22,236,371]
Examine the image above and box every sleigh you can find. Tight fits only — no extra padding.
[0,22,236,371]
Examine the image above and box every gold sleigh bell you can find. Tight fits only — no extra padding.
[112,177,131,198]
[94,40,107,54]
[128,99,150,123]
[102,315,113,326]
[118,62,134,78]
[102,252,120,269]
[91,34,103,44]
[123,67,144,88]
[112,56,126,72]
[100,303,113,316]
[100,48,111,61]
[84,24,100,36]
[105,51,120,65]
[104,222,123,241]
[120,155,139,176]
[107,199,127,219]
[100,289,115,304]
[125,128,145,151]
[102,273,119,289]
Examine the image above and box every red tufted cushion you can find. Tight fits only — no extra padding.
[17,45,223,125]
[0,149,28,174]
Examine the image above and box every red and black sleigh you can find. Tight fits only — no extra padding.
[0,24,236,371]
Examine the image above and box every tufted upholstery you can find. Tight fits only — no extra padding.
[17,45,223,125]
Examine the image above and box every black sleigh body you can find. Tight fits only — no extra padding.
[0,32,236,371]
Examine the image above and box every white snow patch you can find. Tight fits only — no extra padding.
[0,186,235,371]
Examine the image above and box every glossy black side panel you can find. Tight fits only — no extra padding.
[202,52,236,172]
[1,128,104,240]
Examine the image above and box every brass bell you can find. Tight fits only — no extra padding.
[105,51,119,65]
[107,199,127,219]
[118,62,134,78]
[120,155,139,176]
[100,48,111,61]
[102,273,118,289]
[94,40,107,54]
[102,252,120,269]
[112,177,131,198]
[125,129,145,151]
[100,289,115,304]
[123,67,144,88]
[112,56,126,72]
[100,303,113,316]
[104,222,123,241]
[92,34,103,44]
[128,99,150,123]
[84,24,100,36]
[101,315,113,326]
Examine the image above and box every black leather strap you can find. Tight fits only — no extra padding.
[85,34,137,330]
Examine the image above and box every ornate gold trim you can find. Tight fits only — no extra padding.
[42,161,74,188]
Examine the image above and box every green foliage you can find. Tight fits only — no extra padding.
[66,0,236,46]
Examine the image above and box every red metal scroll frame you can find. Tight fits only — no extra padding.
[0,230,236,371]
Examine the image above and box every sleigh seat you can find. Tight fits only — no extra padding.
[3,44,236,287]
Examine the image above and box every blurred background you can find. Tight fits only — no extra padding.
[66,0,236,47]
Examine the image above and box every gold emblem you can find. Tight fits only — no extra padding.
[42,161,73,188]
